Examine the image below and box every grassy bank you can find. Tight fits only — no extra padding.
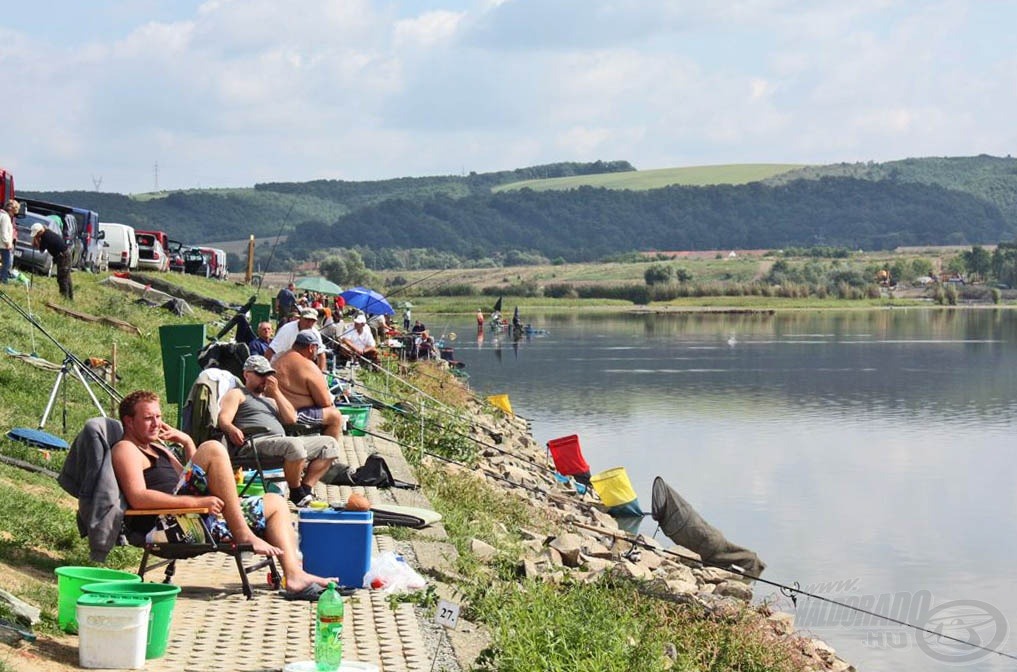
[0,271,255,641]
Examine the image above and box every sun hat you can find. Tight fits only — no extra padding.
[353,314,367,325]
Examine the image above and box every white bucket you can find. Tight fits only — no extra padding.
[283,661,380,672]
[77,596,151,669]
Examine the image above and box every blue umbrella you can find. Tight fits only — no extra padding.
[340,286,394,315]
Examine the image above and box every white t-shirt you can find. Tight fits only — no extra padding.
[0,211,13,249]
[268,321,320,362]
[344,325,376,350]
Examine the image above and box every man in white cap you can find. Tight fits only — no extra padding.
[340,314,379,365]
[265,306,325,371]
[274,330,344,441]
[30,221,74,300]
[218,355,340,508]
[0,200,17,284]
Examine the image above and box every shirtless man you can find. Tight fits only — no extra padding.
[219,355,340,507]
[111,389,335,599]
[274,330,344,442]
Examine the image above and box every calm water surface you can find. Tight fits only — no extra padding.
[442,309,1017,672]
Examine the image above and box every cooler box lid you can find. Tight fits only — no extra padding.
[298,509,373,524]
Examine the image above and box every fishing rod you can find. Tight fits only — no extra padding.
[0,287,121,402]
[354,417,1017,663]
[256,199,298,296]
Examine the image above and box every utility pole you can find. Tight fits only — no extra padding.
[91,175,103,191]
[154,162,159,192]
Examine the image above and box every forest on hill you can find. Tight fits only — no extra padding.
[20,156,1017,269]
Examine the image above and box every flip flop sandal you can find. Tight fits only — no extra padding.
[282,583,327,601]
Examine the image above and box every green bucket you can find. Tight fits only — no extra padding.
[54,566,141,633]
[82,580,182,659]
[339,403,371,436]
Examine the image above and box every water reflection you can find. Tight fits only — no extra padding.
[454,309,1017,672]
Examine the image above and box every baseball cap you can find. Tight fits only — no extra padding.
[295,329,323,347]
[243,355,275,375]
[299,307,318,320]
[353,314,367,324]
[30,223,45,238]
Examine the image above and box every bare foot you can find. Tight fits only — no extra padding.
[285,571,338,593]
[236,534,283,557]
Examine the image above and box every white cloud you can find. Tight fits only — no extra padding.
[4,0,1017,192]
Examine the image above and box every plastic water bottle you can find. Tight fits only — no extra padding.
[315,582,343,670]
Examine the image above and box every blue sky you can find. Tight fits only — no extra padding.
[4,0,1017,193]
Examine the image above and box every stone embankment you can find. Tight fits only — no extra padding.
[442,396,855,672]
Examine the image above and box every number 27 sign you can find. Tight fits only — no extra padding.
[434,599,460,629]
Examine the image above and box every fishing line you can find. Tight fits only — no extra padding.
[354,418,1017,663]
[257,199,297,296]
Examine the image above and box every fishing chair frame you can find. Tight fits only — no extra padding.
[125,506,281,600]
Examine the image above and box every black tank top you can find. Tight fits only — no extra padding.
[124,447,179,536]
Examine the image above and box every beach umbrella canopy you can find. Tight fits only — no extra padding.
[295,276,344,296]
[340,286,394,315]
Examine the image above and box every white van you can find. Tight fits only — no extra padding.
[99,222,139,270]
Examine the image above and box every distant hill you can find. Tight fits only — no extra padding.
[20,156,1017,267]
[494,164,805,191]
[285,177,1008,262]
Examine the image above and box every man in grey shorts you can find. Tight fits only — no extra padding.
[218,355,340,507]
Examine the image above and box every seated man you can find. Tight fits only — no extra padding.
[248,321,274,357]
[218,355,340,507]
[266,307,325,371]
[340,314,380,365]
[111,390,335,599]
[274,330,344,442]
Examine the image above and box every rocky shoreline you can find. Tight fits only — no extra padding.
[416,392,857,672]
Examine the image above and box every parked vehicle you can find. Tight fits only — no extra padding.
[70,207,101,271]
[182,247,209,276]
[0,167,14,205]
[13,211,62,275]
[98,222,139,270]
[201,247,229,280]
[166,239,186,272]
[136,230,169,253]
[136,232,169,272]
[19,199,85,269]
[184,246,229,279]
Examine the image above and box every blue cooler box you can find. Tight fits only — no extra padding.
[298,509,373,588]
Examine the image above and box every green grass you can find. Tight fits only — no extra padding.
[415,452,804,672]
[494,164,807,192]
[0,270,247,632]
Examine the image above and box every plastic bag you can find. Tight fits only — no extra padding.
[363,551,427,594]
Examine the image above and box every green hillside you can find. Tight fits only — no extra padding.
[19,156,1017,270]
[494,164,806,192]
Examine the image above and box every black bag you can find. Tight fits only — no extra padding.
[350,454,418,490]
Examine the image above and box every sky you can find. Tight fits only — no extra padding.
[4,0,1017,194]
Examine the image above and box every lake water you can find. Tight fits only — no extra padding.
[442,308,1017,672]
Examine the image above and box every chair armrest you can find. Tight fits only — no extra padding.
[125,507,210,516]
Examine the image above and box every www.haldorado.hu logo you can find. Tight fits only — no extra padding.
[770,579,1008,664]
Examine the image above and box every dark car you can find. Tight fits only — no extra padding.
[13,212,63,275]
[183,247,210,276]
[18,198,86,269]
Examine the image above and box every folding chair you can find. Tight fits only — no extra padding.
[60,418,281,600]
[226,429,288,498]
